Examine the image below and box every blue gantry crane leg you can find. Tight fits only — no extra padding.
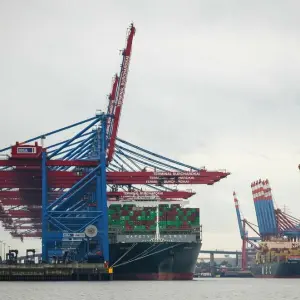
[39,113,110,264]
[98,117,109,262]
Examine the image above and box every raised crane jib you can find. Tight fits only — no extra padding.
[107,23,136,164]
[106,74,119,137]
[233,191,245,239]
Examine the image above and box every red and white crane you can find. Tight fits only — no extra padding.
[0,23,230,241]
[107,23,136,163]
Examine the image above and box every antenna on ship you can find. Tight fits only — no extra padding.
[150,200,165,242]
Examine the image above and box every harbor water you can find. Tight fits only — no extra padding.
[0,278,298,300]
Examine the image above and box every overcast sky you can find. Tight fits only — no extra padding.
[1,0,300,256]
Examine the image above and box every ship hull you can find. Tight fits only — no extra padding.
[251,261,300,278]
[110,241,201,280]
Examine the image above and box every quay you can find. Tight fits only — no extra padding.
[0,263,113,281]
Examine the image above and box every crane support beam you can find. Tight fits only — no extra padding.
[0,190,195,205]
[0,117,99,154]
[0,170,229,188]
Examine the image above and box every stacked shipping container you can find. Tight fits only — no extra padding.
[108,204,199,232]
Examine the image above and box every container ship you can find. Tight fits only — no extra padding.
[251,240,300,278]
[105,201,201,280]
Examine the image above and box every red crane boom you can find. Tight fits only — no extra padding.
[107,23,136,163]
[0,190,195,205]
[106,75,119,138]
[0,170,229,188]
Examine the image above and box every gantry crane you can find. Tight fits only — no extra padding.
[251,179,300,239]
[234,178,300,270]
[233,192,260,270]
[0,23,230,263]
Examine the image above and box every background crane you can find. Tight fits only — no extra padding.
[233,192,260,270]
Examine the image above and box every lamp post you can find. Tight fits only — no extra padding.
[0,241,2,259]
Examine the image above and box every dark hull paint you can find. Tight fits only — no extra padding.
[251,261,300,278]
[110,242,201,280]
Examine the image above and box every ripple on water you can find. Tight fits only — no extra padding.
[0,278,299,300]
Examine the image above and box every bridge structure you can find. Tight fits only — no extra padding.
[199,250,242,271]
[199,250,241,255]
